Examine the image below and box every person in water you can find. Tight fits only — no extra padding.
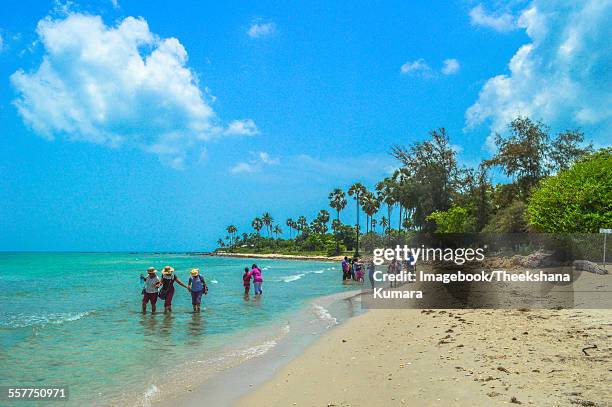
[251,264,263,296]
[159,266,189,313]
[187,268,208,312]
[341,256,350,281]
[142,267,161,314]
[243,267,252,298]
[367,261,376,289]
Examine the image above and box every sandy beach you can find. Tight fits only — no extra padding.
[215,252,346,262]
[237,306,611,407]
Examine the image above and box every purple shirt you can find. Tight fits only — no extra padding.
[251,267,263,283]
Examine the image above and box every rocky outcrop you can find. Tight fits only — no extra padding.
[573,260,608,275]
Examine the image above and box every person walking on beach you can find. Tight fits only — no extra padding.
[388,259,399,288]
[243,267,252,299]
[142,267,161,314]
[251,264,263,296]
[159,266,189,313]
[354,258,364,282]
[341,256,350,281]
[187,268,208,312]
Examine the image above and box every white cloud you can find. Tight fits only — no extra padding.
[466,0,612,145]
[224,119,259,136]
[441,58,460,75]
[110,0,119,8]
[11,13,256,168]
[469,4,517,32]
[0,33,4,52]
[247,21,276,38]
[400,59,432,77]
[230,151,279,174]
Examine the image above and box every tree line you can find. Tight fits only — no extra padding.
[218,116,611,256]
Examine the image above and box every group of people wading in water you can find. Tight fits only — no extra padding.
[141,266,208,314]
[141,264,264,313]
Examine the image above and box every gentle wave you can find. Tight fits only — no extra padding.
[0,311,93,328]
[279,274,305,283]
[210,279,219,284]
[141,384,160,407]
[312,304,338,327]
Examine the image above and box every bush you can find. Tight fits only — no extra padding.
[426,205,476,233]
[527,149,612,233]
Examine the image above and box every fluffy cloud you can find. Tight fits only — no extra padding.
[441,58,460,75]
[247,21,276,38]
[469,4,516,32]
[400,59,432,77]
[466,0,612,144]
[230,151,279,174]
[11,13,256,168]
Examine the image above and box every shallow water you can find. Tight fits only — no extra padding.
[0,253,355,406]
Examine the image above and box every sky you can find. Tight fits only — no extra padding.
[0,0,610,251]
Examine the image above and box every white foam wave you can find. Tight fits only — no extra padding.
[1,311,92,328]
[312,269,324,274]
[280,274,305,282]
[210,279,219,284]
[312,304,338,327]
[141,384,160,407]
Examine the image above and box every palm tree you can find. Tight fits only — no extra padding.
[297,216,308,236]
[226,225,237,248]
[316,209,330,235]
[251,217,263,236]
[393,168,410,234]
[328,188,348,254]
[286,218,295,239]
[261,212,274,237]
[376,178,396,241]
[273,225,282,239]
[362,192,380,234]
[348,182,367,255]
[371,218,377,233]
[216,239,225,248]
[380,216,389,237]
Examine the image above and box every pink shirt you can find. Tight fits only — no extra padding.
[251,267,263,283]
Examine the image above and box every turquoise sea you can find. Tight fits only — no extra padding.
[0,253,358,406]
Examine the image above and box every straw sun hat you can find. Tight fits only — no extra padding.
[147,267,157,274]
[190,268,200,276]
[162,266,175,275]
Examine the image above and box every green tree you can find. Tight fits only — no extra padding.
[226,225,237,247]
[273,225,283,239]
[251,218,263,236]
[426,205,476,233]
[485,116,591,200]
[527,149,612,233]
[329,188,348,254]
[262,212,274,237]
[348,183,367,255]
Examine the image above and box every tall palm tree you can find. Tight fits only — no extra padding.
[328,188,347,254]
[217,239,225,248]
[273,225,282,239]
[393,168,410,234]
[226,225,237,247]
[286,218,294,239]
[251,217,263,236]
[376,178,396,241]
[362,192,380,234]
[316,209,330,235]
[380,216,389,237]
[297,216,308,236]
[347,182,367,255]
[371,218,377,233]
[261,212,274,237]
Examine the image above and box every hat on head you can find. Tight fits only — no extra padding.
[162,266,174,275]
[190,268,200,276]
[147,267,157,274]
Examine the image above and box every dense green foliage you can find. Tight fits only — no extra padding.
[527,149,612,233]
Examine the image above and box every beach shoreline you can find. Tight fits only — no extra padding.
[213,251,346,262]
[237,306,611,406]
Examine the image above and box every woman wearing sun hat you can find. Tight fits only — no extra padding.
[187,268,208,312]
[159,266,189,313]
[142,267,161,314]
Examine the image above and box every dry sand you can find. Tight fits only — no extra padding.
[237,306,611,406]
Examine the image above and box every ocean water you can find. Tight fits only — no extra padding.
[0,253,358,406]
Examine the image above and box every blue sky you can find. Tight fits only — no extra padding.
[0,0,610,251]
